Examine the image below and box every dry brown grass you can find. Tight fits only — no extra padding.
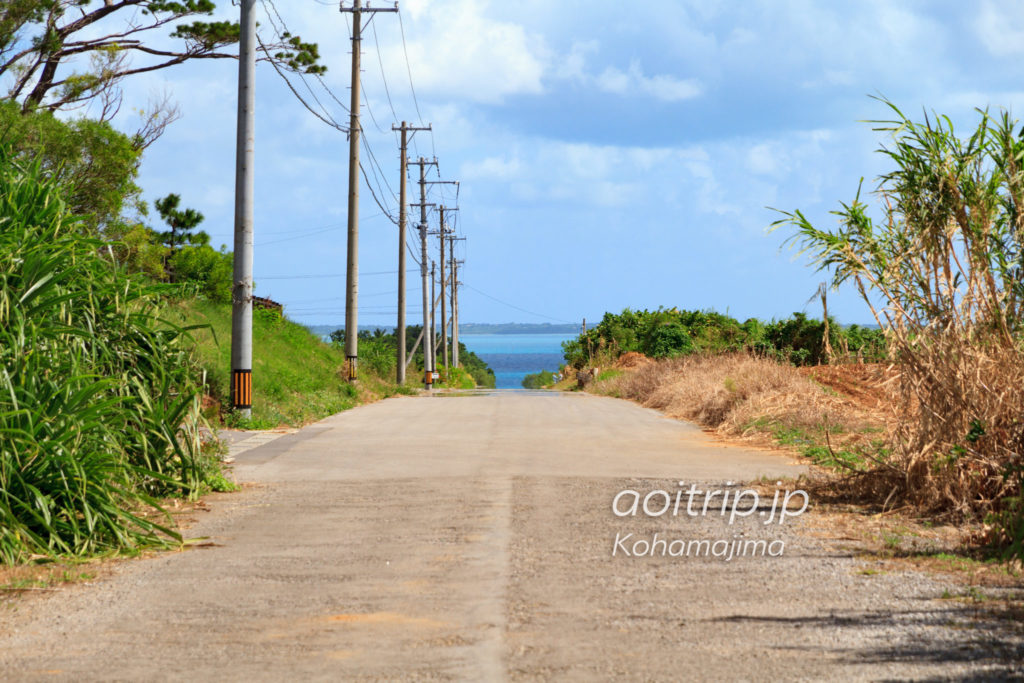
[593,353,878,444]
[875,336,1024,520]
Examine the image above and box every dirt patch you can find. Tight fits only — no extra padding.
[799,363,896,413]
[614,351,653,369]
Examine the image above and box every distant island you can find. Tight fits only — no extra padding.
[459,322,580,335]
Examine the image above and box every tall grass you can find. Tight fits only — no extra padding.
[0,148,214,563]
[775,100,1024,554]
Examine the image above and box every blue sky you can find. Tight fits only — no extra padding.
[93,0,1024,327]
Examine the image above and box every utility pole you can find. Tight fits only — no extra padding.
[410,156,438,389]
[230,0,256,417]
[412,167,456,387]
[430,260,436,378]
[395,122,407,385]
[340,0,397,382]
[433,205,459,376]
[438,206,448,375]
[454,236,458,368]
[390,123,430,385]
[452,258,463,367]
[448,238,465,366]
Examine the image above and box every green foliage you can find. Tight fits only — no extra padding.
[441,367,476,390]
[0,146,224,563]
[521,369,556,389]
[0,100,141,232]
[169,244,232,303]
[2,1,326,113]
[562,307,887,368]
[461,345,497,389]
[360,335,398,379]
[106,222,168,281]
[328,327,496,389]
[154,192,207,252]
[647,322,694,358]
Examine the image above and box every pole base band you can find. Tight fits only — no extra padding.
[346,356,358,381]
[231,369,252,410]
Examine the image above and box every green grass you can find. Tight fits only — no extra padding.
[743,417,872,471]
[172,300,413,427]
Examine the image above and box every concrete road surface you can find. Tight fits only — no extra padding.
[1,391,1020,681]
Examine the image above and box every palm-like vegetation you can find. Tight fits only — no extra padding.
[0,147,215,563]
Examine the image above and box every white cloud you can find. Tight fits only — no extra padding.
[374,0,548,104]
[461,155,522,180]
[593,60,702,102]
[555,41,598,80]
[746,144,778,176]
[975,0,1024,56]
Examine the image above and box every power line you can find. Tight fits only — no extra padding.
[396,10,424,126]
[372,18,400,125]
[259,269,416,280]
[257,224,343,246]
[461,283,575,324]
[258,0,350,131]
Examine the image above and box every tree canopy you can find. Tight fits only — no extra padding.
[154,192,207,251]
[1,1,325,119]
[0,98,140,232]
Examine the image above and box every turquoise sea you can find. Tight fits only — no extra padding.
[460,333,575,389]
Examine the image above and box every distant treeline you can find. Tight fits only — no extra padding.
[563,308,887,368]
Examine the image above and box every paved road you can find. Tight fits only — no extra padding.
[1,392,1020,680]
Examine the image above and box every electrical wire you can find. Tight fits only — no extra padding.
[372,17,400,125]
[461,283,575,324]
[259,269,417,280]
[259,0,350,131]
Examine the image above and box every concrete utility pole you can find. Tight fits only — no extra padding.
[230,0,256,417]
[410,157,437,389]
[452,258,463,367]
[396,122,407,384]
[430,260,436,376]
[454,236,458,368]
[448,238,465,367]
[434,205,459,375]
[438,206,448,375]
[340,0,397,382]
[391,124,431,386]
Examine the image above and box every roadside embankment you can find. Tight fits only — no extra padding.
[580,352,890,472]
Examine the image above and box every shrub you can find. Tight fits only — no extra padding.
[562,307,886,368]
[522,369,556,389]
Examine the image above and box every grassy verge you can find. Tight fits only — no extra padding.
[170,300,416,429]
